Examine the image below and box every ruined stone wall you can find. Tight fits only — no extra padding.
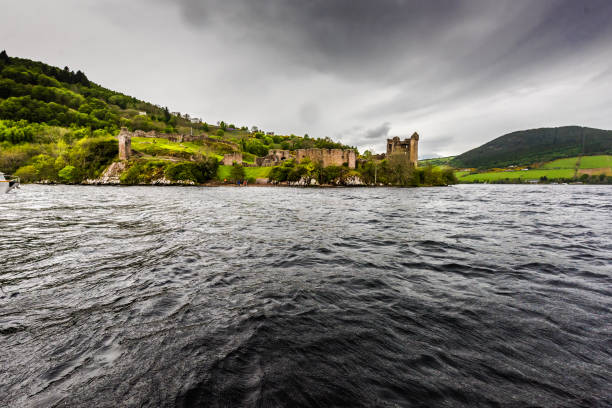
[295,148,356,169]
[223,152,243,166]
[118,128,131,160]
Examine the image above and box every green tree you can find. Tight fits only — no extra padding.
[245,138,268,156]
[229,163,246,182]
[58,165,79,183]
[385,153,416,186]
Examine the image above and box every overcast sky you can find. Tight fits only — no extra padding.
[3,0,612,156]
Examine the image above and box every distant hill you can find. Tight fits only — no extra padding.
[451,126,612,169]
[418,156,454,167]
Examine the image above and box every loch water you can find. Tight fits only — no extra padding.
[1,185,611,407]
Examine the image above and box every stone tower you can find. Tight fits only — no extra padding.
[409,132,419,166]
[118,127,131,160]
[386,132,419,167]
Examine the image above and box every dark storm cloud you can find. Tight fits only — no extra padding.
[173,0,612,80]
[363,122,391,140]
[169,0,612,153]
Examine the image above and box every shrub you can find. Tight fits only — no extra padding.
[14,165,37,182]
[165,158,219,183]
[245,138,268,156]
[58,165,79,183]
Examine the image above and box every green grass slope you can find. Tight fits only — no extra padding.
[580,155,612,169]
[217,165,271,181]
[451,126,612,169]
[455,154,612,183]
[457,169,575,182]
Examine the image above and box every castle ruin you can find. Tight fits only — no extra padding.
[116,127,357,170]
[118,127,132,160]
[296,148,356,169]
[255,150,292,167]
[222,152,243,166]
[254,148,356,168]
[387,132,419,167]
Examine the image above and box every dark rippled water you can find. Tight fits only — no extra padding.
[1,185,611,407]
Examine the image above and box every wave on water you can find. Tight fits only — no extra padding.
[1,184,611,407]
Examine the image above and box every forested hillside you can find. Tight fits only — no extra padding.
[0,50,210,135]
[451,126,612,169]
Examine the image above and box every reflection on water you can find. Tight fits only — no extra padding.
[1,185,611,407]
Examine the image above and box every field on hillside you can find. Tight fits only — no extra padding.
[539,155,612,170]
[217,165,271,181]
[539,157,578,169]
[457,155,612,182]
[579,155,612,168]
[456,169,574,182]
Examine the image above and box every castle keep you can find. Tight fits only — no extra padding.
[387,132,419,166]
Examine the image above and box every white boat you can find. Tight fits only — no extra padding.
[0,172,20,194]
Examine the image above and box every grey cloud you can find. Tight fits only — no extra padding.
[298,103,319,125]
[172,0,612,78]
[170,0,612,128]
[363,122,391,141]
[3,0,612,156]
[337,122,392,151]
